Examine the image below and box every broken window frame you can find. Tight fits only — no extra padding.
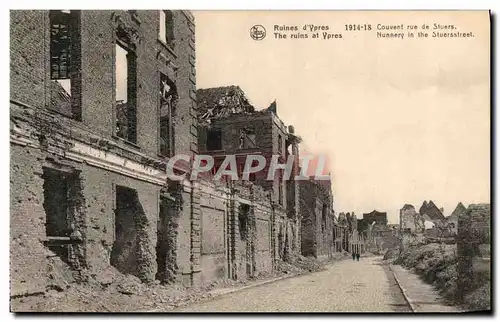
[158,10,174,49]
[114,37,138,144]
[49,10,81,121]
[159,73,177,157]
[239,127,257,150]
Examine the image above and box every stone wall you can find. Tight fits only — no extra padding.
[457,204,491,300]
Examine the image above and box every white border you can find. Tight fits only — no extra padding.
[1,1,498,322]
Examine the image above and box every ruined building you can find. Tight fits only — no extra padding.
[11,10,350,298]
[457,203,491,299]
[196,86,302,260]
[446,202,467,235]
[399,204,424,233]
[358,210,388,232]
[419,200,446,225]
[298,176,335,259]
[11,10,277,297]
[332,212,362,253]
[357,210,396,252]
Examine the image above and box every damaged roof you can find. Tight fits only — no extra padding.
[197,85,255,117]
[196,85,279,123]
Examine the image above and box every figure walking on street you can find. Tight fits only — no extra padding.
[356,253,360,261]
[352,251,356,261]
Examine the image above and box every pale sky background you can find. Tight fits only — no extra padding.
[194,11,490,223]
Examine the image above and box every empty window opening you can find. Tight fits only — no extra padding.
[207,128,222,151]
[322,203,327,233]
[239,128,257,149]
[159,10,174,47]
[42,167,82,266]
[111,186,148,280]
[49,10,81,120]
[156,195,175,283]
[159,73,177,156]
[278,172,284,206]
[238,204,249,241]
[278,134,283,155]
[115,40,137,143]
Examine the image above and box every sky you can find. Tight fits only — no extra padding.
[193,11,490,223]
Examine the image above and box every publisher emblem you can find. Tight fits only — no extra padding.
[250,25,266,40]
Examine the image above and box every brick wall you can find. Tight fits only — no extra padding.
[11,10,195,158]
[194,181,276,285]
[10,145,48,296]
[10,11,46,109]
[197,109,292,207]
[199,185,228,284]
[10,10,197,295]
[82,165,161,283]
[299,180,334,258]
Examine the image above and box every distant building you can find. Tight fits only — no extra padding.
[358,210,388,233]
[196,86,303,255]
[399,204,424,233]
[419,200,446,225]
[446,202,466,235]
[197,86,297,212]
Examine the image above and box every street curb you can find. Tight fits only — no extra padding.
[145,272,308,313]
[146,259,346,312]
[204,258,347,299]
[208,273,301,297]
[389,264,417,313]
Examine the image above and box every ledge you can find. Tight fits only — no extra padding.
[158,39,178,59]
[112,135,141,151]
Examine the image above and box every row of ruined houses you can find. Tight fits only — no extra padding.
[344,200,490,255]
[9,10,347,297]
[399,201,491,248]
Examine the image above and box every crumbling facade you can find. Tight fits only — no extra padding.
[196,86,301,260]
[298,177,335,259]
[10,10,203,296]
[457,203,491,300]
[11,10,346,300]
[399,204,424,233]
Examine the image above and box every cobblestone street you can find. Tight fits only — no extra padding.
[175,257,411,312]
